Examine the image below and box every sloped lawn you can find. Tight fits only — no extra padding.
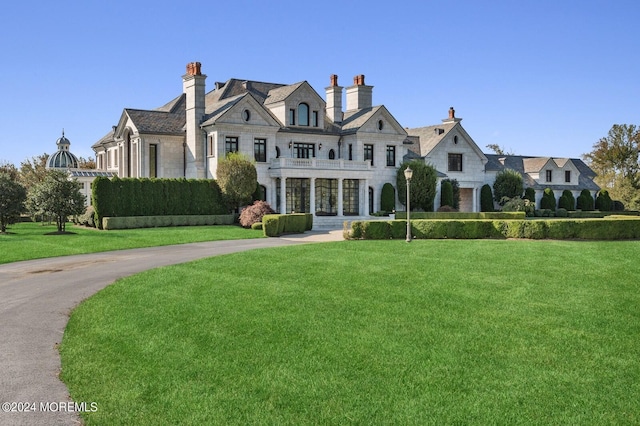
[61,240,640,425]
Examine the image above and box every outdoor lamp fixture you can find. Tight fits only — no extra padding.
[319,143,322,150]
[404,166,413,242]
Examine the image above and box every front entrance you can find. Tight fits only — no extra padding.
[286,178,310,213]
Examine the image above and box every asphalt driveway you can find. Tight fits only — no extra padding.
[0,231,342,425]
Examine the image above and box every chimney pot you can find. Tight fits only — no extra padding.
[186,62,202,76]
[353,74,365,86]
[330,74,338,87]
[449,107,455,119]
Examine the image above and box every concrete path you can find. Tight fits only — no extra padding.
[0,230,342,425]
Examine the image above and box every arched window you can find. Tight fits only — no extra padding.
[298,103,309,126]
[275,146,281,158]
[328,149,335,160]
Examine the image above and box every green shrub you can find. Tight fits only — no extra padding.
[540,188,557,210]
[493,169,524,203]
[577,189,594,211]
[389,220,407,239]
[595,189,613,211]
[556,208,568,217]
[480,184,495,212]
[360,221,390,239]
[440,180,454,209]
[380,183,396,213]
[558,190,575,211]
[524,187,536,203]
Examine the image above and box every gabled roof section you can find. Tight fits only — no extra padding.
[123,109,185,135]
[91,129,115,149]
[341,105,407,136]
[405,122,457,156]
[155,94,186,113]
[211,79,286,104]
[485,154,600,191]
[264,81,305,104]
[201,92,282,127]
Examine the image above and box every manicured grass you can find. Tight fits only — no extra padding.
[60,240,640,425]
[0,222,263,264]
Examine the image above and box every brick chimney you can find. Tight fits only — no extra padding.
[325,74,343,123]
[182,62,206,178]
[442,106,462,123]
[346,74,373,111]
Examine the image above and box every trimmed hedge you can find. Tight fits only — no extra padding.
[395,211,525,219]
[92,177,227,229]
[262,213,313,237]
[102,214,235,230]
[346,218,640,240]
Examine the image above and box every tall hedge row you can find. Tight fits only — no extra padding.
[92,177,227,229]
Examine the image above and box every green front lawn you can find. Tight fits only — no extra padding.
[60,240,640,425]
[0,222,263,264]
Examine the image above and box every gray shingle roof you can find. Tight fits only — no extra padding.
[125,109,185,135]
[405,122,457,156]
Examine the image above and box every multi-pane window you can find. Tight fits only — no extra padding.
[298,103,309,126]
[149,144,158,178]
[225,136,238,156]
[312,111,318,127]
[565,170,571,183]
[343,179,360,215]
[254,138,266,162]
[386,145,396,167]
[315,179,338,216]
[289,109,295,126]
[448,153,462,172]
[364,144,374,165]
[294,142,315,159]
[546,170,553,182]
[286,178,310,213]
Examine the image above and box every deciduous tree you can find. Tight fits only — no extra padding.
[216,153,258,211]
[0,172,27,233]
[28,170,86,232]
[583,124,640,209]
[493,168,524,204]
[397,161,437,211]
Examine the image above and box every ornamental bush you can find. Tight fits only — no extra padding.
[577,189,594,211]
[493,168,524,203]
[524,187,536,203]
[239,200,275,228]
[480,184,495,212]
[380,183,396,213]
[595,189,613,211]
[540,188,557,210]
[440,180,454,209]
[558,190,575,211]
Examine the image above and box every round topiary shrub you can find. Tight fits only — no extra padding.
[239,200,275,228]
[595,189,612,211]
[540,188,557,210]
[558,190,575,211]
[577,189,594,211]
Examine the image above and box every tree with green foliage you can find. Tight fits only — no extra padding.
[0,172,27,233]
[485,144,514,155]
[216,153,258,211]
[576,189,594,211]
[397,161,437,211]
[493,168,524,204]
[440,180,454,209]
[595,189,613,211]
[540,188,557,210]
[28,170,86,232]
[380,182,396,213]
[524,187,536,203]
[442,178,460,210]
[18,153,49,193]
[558,190,575,211]
[480,184,495,212]
[583,124,640,210]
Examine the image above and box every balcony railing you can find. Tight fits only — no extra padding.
[270,157,372,170]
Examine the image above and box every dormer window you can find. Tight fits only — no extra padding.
[546,170,552,182]
[565,170,571,183]
[298,103,309,126]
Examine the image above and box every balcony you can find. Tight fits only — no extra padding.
[269,157,372,171]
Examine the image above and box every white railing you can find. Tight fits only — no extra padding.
[270,158,372,170]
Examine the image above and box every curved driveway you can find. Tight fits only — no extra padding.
[0,231,342,426]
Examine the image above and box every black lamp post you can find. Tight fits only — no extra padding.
[404,166,413,242]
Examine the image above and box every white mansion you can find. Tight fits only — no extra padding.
[91,62,599,226]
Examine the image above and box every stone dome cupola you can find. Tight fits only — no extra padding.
[46,130,80,169]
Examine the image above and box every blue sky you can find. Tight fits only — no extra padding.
[1,0,638,167]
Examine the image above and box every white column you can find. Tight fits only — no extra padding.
[363,179,369,216]
[280,178,287,214]
[310,178,316,216]
[472,186,478,212]
[338,178,344,217]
